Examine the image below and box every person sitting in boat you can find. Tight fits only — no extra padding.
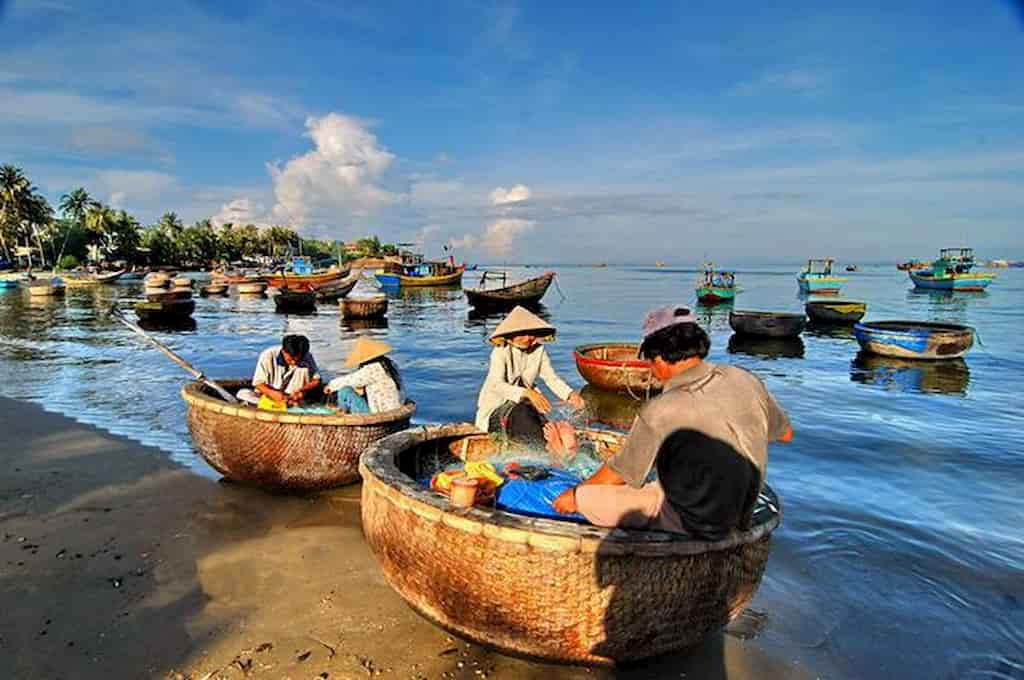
[475,306,585,456]
[324,338,404,414]
[552,306,793,540]
[238,334,322,407]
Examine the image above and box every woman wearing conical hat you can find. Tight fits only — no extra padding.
[476,306,585,453]
[325,337,404,414]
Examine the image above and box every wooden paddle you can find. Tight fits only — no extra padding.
[109,306,238,403]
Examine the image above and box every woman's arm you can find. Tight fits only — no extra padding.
[537,349,574,401]
[325,364,375,393]
[483,349,528,403]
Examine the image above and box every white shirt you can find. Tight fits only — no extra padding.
[474,344,574,431]
[326,362,404,413]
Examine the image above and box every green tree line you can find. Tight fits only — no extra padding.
[0,164,393,270]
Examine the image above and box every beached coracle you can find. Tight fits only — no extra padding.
[464,271,555,311]
[359,423,781,665]
[729,311,806,338]
[853,321,974,360]
[341,294,388,319]
[183,380,415,489]
[573,343,662,396]
[805,300,867,325]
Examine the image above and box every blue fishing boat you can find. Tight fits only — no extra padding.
[853,321,974,360]
[796,258,847,294]
[908,248,996,292]
[0,278,19,290]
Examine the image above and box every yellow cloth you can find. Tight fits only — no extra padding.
[258,396,287,412]
[464,461,504,487]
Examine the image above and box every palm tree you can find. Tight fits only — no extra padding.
[0,165,53,267]
[56,187,96,266]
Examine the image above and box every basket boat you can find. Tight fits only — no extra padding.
[853,321,974,360]
[341,295,388,319]
[312,274,358,302]
[144,273,172,288]
[273,288,317,314]
[729,311,806,338]
[236,281,268,295]
[172,276,193,288]
[199,283,228,296]
[359,423,781,665]
[26,279,66,297]
[464,271,555,311]
[805,300,867,324]
[146,288,192,303]
[183,380,416,489]
[573,343,662,396]
[134,298,195,321]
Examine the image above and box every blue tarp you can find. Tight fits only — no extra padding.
[495,467,587,522]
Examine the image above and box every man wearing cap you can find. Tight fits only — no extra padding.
[552,306,793,540]
[239,334,322,407]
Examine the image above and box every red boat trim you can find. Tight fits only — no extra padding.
[573,351,652,369]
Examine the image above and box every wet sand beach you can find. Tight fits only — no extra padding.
[0,397,808,679]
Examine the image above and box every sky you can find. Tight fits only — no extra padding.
[1,0,1022,264]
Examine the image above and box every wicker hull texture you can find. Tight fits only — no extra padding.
[342,296,388,319]
[183,380,415,489]
[573,343,662,395]
[360,424,780,665]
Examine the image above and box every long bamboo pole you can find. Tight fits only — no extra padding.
[109,306,238,403]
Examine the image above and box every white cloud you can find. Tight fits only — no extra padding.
[489,184,531,206]
[211,197,271,227]
[93,170,179,207]
[480,218,535,256]
[269,113,399,230]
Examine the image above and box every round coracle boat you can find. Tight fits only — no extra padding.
[729,310,806,338]
[853,321,974,360]
[342,295,389,319]
[236,281,268,295]
[573,343,662,396]
[183,380,416,490]
[135,298,195,321]
[359,424,781,665]
[805,300,867,325]
[200,283,228,296]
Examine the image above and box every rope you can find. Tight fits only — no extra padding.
[553,276,567,302]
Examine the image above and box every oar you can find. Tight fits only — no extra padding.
[109,305,238,403]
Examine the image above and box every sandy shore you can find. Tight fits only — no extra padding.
[0,397,809,679]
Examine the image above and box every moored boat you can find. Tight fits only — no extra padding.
[376,261,465,288]
[172,276,193,288]
[144,272,173,288]
[134,297,195,321]
[897,259,931,271]
[26,278,66,297]
[359,423,781,665]
[796,258,847,294]
[341,294,388,319]
[729,310,806,338]
[805,300,867,325]
[273,287,317,314]
[464,271,555,311]
[311,274,359,302]
[236,281,268,295]
[573,343,662,395]
[0,277,20,290]
[908,248,996,292]
[262,256,349,289]
[853,321,974,360]
[183,380,415,489]
[695,262,738,305]
[199,283,228,296]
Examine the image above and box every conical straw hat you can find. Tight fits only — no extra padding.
[344,337,393,368]
[489,306,556,342]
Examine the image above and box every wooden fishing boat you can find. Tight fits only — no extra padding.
[897,259,931,271]
[311,274,359,302]
[908,248,996,292]
[796,258,847,294]
[135,298,195,321]
[805,300,867,325]
[695,262,737,305]
[26,278,66,297]
[853,321,974,360]
[359,423,781,665]
[729,311,806,338]
[262,257,349,289]
[236,281,268,295]
[464,271,555,311]
[845,264,859,272]
[94,269,125,284]
[341,295,388,319]
[273,287,317,314]
[183,380,415,489]
[199,283,228,296]
[376,262,465,288]
[573,343,662,395]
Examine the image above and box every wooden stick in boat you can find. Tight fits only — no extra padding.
[109,306,238,403]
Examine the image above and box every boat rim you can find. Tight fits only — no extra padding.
[573,342,650,368]
[854,320,972,333]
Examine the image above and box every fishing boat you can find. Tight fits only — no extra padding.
[805,300,867,325]
[375,258,464,288]
[796,258,847,294]
[695,263,738,305]
[273,287,317,314]
[573,343,662,396]
[853,321,974,360]
[0,277,20,290]
[845,264,859,272]
[135,297,195,321]
[182,380,416,490]
[464,271,555,312]
[908,248,996,292]
[729,311,806,338]
[341,294,388,319]
[359,423,780,664]
[62,269,127,286]
[262,257,348,289]
[26,278,66,297]
[311,274,359,302]
[897,259,931,271]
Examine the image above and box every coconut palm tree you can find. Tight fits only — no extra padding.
[56,187,96,266]
[0,165,53,267]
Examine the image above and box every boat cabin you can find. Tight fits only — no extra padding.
[932,248,977,275]
[804,258,835,276]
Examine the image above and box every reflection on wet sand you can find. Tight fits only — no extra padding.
[850,352,970,396]
[727,334,805,359]
[580,385,644,431]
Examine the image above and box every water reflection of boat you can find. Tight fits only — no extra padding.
[727,334,805,359]
[695,300,734,332]
[580,385,644,431]
[341,317,389,331]
[850,352,970,396]
[137,316,198,333]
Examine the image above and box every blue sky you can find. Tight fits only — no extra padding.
[1,0,1022,263]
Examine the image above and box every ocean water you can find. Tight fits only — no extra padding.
[0,264,1021,678]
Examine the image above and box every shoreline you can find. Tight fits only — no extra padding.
[0,396,808,679]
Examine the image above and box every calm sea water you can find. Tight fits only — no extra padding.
[1,265,1022,678]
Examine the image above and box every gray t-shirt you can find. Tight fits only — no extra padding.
[252,346,320,395]
[608,361,790,487]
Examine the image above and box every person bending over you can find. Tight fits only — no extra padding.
[238,334,322,407]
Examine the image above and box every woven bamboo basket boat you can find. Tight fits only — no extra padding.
[729,310,806,338]
[573,343,662,396]
[805,300,867,325]
[853,321,974,360]
[360,423,781,665]
[341,295,388,319]
[183,380,416,489]
[199,283,229,296]
[236,281,268,295]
